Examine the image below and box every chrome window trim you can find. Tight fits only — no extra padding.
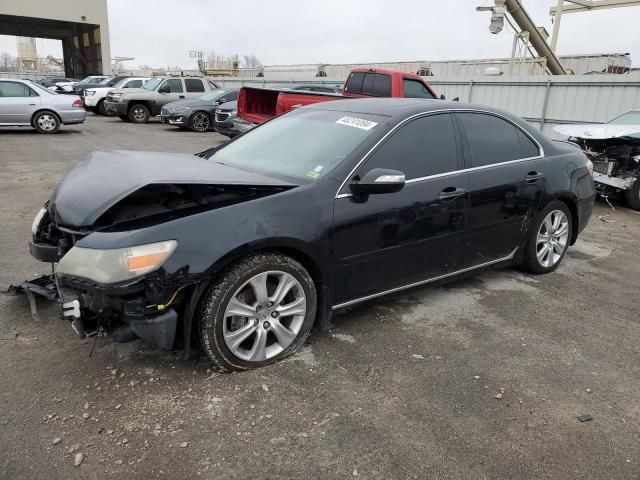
[332,247,518,310]
[335,108,545,199]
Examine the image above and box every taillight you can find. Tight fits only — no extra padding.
[586,159,594,179]
[72,98,83,108]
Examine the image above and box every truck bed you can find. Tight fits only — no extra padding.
[237,87,344,125]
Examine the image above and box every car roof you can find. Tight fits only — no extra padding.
[305,97,522,121]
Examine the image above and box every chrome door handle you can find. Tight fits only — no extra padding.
[525,171,545,183]
[439,187,467,201]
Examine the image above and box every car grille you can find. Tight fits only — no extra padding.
[216,111,230,122]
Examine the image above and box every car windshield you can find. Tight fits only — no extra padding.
[609,111,640,125]
[112,78,130,88]
[198,90,226,101]
[97,77,114,86]
[144,78,163,91]
[78,76,100,85]
[211,109,386,182]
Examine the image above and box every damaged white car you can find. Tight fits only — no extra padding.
[554,111,640,210]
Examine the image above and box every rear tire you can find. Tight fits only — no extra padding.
[32,111,60,134]
[198,253,317,372]
[624,180,640,210]
[128,104,150,123]
[521,200,572,274]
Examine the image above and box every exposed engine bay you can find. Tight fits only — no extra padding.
[554,122,640,210]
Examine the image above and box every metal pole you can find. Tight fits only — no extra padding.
[540,79,552,130]
[550,0,564,53]
[468,80,474,102]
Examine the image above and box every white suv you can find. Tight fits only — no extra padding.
[83,77,149,115]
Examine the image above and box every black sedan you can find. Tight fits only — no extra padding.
[29,98,595,371]
[161,89,238,132]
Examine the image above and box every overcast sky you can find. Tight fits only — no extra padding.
[1,0,639,68]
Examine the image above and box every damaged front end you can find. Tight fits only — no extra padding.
[23,149,295,353]
[554,122,640,209]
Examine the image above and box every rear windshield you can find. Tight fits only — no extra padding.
[211,109,386,182]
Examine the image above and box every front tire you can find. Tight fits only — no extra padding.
[32,111,60,134]
[198,253,317,372]
[128,104,150,123]
[521,200,572,274]
[96,99,107,116]
[189,111,211,132]
[624,180,640,210]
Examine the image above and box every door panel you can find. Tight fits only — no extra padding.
[333,174,469,303]
[455,112,545,266]
[0,81,39,124]
[466,159,546,264]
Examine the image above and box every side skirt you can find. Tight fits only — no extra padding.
[332,247,518,311]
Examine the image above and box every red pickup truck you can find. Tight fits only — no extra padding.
[234,67,437,132]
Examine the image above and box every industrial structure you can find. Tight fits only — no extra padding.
[0,0,111,77]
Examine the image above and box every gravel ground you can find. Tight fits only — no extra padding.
[1,114,639,479]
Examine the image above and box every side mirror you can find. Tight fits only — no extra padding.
[158,85,170,94]
[350,168,405,196]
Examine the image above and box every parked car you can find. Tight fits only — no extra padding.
[48,82,76,94]
[71,75,110,94]
[0,79,86,133]
[72,75,129,97]
[214,100,239,138]
[28,98,594,370]
[234,67,437,133]
[160,89,238,132]
[105,76,219,123]
[37,77,79,88]
[554,110,640,210]
[84,77,149,115]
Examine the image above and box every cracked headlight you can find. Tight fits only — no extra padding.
[56,240,177,284]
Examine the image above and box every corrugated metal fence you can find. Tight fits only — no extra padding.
[213,74,640,137]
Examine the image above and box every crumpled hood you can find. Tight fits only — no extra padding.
[554,123,640,140]
[49,150,295,227]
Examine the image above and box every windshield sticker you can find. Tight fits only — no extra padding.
[312,165,324,173]
[335,116,378,131]
[307,170,321,179]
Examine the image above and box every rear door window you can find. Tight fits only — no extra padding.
[361,113,459,179]
[161,79,183,93]
[344,72,365,94]
[185,79,205,92]
[403,78,435,99]
[457,113,538,167]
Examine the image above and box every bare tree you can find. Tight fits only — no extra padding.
[0,51,17,72]
[242,54,262,68]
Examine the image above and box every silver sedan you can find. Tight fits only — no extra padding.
[0,79,86,133]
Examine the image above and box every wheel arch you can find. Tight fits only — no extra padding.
[30,108,61,127]
[205,238,331,326]
[550,193,579,245]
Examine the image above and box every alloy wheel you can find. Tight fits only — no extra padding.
[222,271,306,362]
[37,114,57,132]
[191,113,210,132]
[536,210,569,268]
[132,107,147,122]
